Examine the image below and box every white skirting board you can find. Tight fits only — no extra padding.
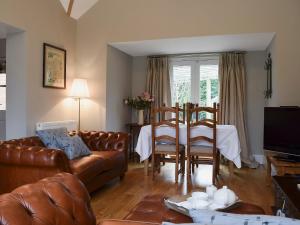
[36,120,77,131]
[254,154,266,165]
[254,154,278,175]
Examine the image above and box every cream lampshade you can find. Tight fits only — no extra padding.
[70,78,90,98]
[70,78,90,130]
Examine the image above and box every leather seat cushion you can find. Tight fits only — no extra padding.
[92,151,125,170]
[190,145,213,154]
[155,144,185,153]
[70,151,124,183]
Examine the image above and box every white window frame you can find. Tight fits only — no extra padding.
[169,55,219,105]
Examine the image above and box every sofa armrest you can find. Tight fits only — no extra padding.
[0,144,71,172]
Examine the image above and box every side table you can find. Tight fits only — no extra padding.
[266,151,300,183]
[126,123,147,161]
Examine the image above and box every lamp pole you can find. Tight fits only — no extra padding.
[78,97,81,131]
[70,78,89,131]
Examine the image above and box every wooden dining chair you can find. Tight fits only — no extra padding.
[151,103,185,183]
[189,103,220,124]
[162,103,186,124]
[186,102,220,185]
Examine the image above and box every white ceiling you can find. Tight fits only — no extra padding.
[110,33,275,57]
[59,0,98,19]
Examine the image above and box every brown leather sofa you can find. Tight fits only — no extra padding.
[0,131,129,194]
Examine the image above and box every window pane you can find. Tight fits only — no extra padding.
[199,64,219,119]
[199,65,219,107]
[171,65,191,106]
[0,73,6,86]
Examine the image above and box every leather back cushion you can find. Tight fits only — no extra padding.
[3,136,45,147]
[79,131,125,151]
[0,173,96,225]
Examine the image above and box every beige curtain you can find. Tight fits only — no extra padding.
[146,56,171,108]
[219,53,258,168]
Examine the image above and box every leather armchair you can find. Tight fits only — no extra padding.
[0,173,159,225]
[0,131,129,194]
[0,173,97,225]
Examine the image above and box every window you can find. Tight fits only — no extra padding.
[170,56,219,108]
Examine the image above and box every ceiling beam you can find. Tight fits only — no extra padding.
[67,0,74,16]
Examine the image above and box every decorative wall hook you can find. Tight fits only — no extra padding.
[264,53,272,99]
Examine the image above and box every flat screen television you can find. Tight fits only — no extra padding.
[264,107,300,157]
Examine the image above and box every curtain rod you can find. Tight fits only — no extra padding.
[148,51,246,58]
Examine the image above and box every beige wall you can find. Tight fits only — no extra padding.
[77,0,300,130]
[6,33,26,139]
[106,46,132,132]
[245,51,267,156]
[1,0,299,136]
[132,56,147,98]
[0,0,77,137]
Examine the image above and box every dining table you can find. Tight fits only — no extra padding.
[135,124,241,175]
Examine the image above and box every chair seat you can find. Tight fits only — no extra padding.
[190,145,214,154]
[155,144,185,154]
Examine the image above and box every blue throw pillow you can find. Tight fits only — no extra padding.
[55,135,91,160]
[36,127,68,149]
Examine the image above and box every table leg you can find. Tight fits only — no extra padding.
[229,161,234,175]
[129,127,133,161]
[131,131,135,161]
[144,159,149,176]
[266,156,272,184]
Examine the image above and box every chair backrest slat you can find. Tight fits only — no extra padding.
[190,121,215,128]
[154,120,176,128]
[188,103,220,124]
[154,106,177,113]
[190,106,216,114]
[156,135,176,143]
[190,136,214,144]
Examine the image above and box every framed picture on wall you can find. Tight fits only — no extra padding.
[43,43,66,89]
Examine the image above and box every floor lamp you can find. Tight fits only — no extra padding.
[70,78,90,131]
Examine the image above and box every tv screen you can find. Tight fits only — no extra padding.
[264,107,300,156]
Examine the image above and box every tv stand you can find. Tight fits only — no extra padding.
[273,154,300,163]
[266,151,300,182]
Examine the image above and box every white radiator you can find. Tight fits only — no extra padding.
[36,120,77,131]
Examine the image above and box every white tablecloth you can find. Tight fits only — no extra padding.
[135,124,241,168]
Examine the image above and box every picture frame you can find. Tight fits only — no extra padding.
[43,43,66,89]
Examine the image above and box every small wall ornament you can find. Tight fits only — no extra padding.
[264,53,272,99]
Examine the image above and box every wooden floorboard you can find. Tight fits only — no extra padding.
[91,162,274,222]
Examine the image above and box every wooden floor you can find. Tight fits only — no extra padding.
[90,162,275,222]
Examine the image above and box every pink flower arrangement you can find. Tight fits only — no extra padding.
[124,92,154,110]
